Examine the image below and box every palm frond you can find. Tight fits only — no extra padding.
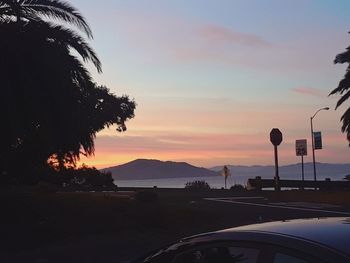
[24,21,101,72]
[47,25,101,72]
[0,13,14,23]
[331,45,350,108]
[340,107,350,133]
[0,6,15,19]
[0,1,14,7]
[335,90,350,109]
[21,0,92,38]
[0,0,92,37]
[63,52,94,86]
[329,77,350,96]
[334,49,350,64]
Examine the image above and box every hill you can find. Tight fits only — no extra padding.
[102,159,350,181]
[101,159,219,180]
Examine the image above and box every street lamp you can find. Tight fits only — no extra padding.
[310,107,329,183]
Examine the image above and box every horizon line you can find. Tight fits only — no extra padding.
[96,158,350,170]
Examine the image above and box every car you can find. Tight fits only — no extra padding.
[130,217,350,263]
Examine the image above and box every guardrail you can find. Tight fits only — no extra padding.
[247,177,350,191]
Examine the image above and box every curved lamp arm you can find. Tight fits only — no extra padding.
[312,107,329,119]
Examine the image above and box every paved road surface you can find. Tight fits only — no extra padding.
[204,196,350,216]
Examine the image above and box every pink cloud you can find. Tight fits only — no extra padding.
[106,11,333,72]
[291,87,327,97]
[107,11,278,68]
[197,24,272,48]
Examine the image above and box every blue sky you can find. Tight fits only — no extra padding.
[70,0,350,168]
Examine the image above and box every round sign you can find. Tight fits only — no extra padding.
[270,128,283,146]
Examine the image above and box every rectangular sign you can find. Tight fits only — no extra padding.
[313,132,322,150]
[295,139,307,156]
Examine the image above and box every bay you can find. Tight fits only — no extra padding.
[114,173,345,189]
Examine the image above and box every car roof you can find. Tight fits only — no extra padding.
[216,217,350,256]
[139,217,350,263]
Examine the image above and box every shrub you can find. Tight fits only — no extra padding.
[135,190,158,203]
[42,165,115,188]
[230,184,246,191]
[185,180,210,190]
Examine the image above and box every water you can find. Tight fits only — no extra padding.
[113,174,284,189]
[114,174,346,189]
[114,175,241,189]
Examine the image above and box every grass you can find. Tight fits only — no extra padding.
[0,189,254,255]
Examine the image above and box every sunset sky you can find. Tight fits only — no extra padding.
[72,0,350,168]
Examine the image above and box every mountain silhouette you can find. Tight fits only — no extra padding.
[102,159,219,180]
[102,160,350,181]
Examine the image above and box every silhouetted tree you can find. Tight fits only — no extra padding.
[330,32,350,145]
[221,165,231,189]
[0,2,136,182]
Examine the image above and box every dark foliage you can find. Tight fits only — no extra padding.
[0,0,93,38]
[230,184,246,191]
[0,1,136,182]
[185,180,211,190]
[330,32,350,145]
[0,163,115,188]
[55,165,114,187]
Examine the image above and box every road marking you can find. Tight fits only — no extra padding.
[203,196,265,200]
[204,198,350,216]
[270,202,340,209]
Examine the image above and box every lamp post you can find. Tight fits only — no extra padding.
[311,107,329,183]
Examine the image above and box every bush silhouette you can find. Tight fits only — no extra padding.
[185,180,210,190]
[230,184,246,191]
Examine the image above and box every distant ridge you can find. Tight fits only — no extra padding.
[101,159,219,180]
[101,159,350,181]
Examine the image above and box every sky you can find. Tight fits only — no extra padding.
[70,0,350,168]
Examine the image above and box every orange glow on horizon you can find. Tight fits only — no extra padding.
[78,133,349,169]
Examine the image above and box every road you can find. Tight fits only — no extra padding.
[204,196,350,216]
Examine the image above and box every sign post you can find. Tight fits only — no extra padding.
[296,139,307,188]
[313,132,322,150]
[310,107,329,188]
[270,128,283,191]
